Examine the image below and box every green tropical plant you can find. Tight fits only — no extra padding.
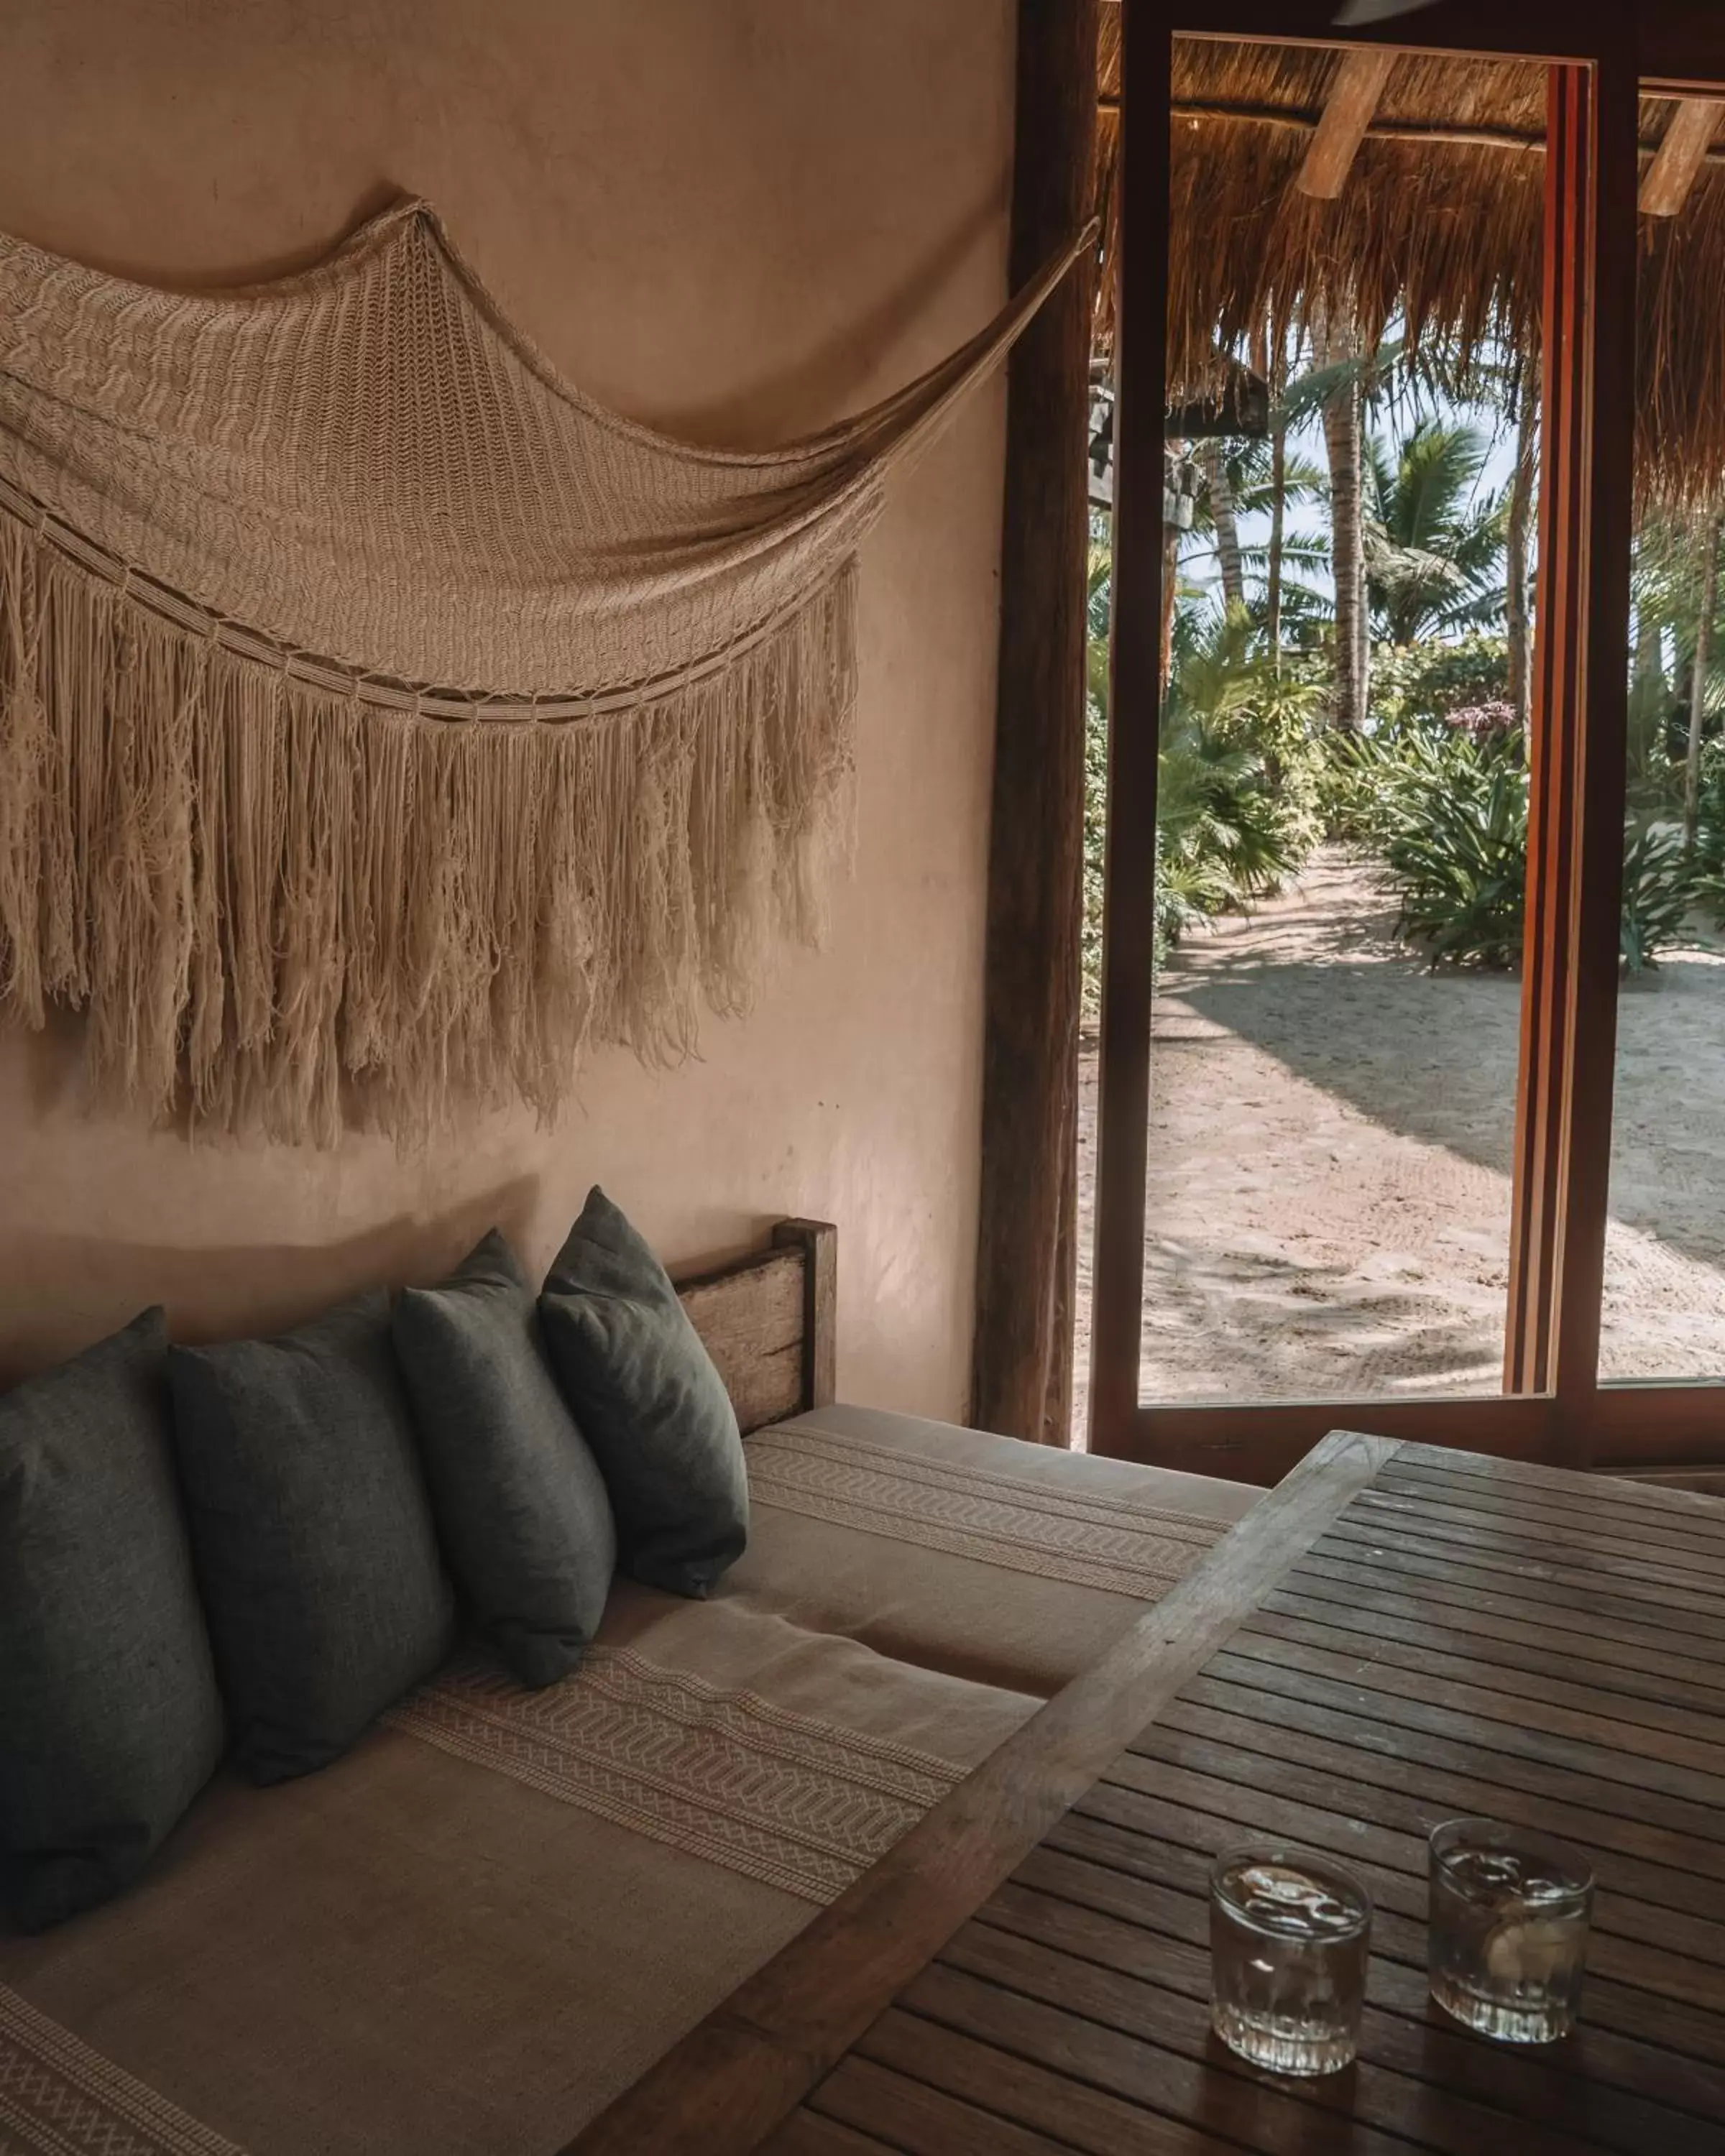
[1619,825,1696,975]
[1628,512,1725,823]
[1351,722,1695,972]
[1158,604,1324,904]
[1379,734,1529,969]
[1369,634,1511,728]
[1080,546,1324,1011]
[1692,740,1725,926]
[1363,420,1510,645]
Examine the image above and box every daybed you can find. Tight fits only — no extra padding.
[0,1218,1259,2156]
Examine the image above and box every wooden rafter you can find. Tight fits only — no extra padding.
[1294,47,1398,199]
[1640,96,1725,216]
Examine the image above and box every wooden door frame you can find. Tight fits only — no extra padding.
[1090,0,1724,1483]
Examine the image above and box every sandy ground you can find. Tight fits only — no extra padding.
[1072,848,1725,1426]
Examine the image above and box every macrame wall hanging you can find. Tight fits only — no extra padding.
[0,201,1089,1145]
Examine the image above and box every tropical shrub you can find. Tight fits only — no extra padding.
[1619,826,1695,975]
[1690,741,1725,926]
[1368,634,1511,729]
[1359,725,1695,972]
[1378,734,1529,969]
[1079,569,1325,1015]
[1443,701,1520,747]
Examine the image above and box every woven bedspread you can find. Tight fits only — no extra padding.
[730,1401,1259,1695]
[0,1592,1032,2156]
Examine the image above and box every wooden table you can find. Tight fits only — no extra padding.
[572,1434,1725,2156]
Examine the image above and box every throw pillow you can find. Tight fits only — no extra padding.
[394,1230,616,1687]
[0,1309,226,1930]
[538,1188,746,1598]
[168,1291,454,1783]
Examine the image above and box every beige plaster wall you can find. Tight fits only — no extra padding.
[0,0,1014,1411]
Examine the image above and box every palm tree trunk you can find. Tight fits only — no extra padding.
[1506,350,1539,745]
[1632,612,1664,787]
[1266,413,1288,675]
[1200,441,1246,614]
[1160,519,1180,694]
[1686,510,1722,849]
[1318,308,1366,731]
[1254,323,1287,676]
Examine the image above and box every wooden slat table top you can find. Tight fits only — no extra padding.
[787,1442,1725,2155]
[571,1439,1725,2155]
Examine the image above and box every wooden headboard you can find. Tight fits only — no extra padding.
[673,1219,836,1435]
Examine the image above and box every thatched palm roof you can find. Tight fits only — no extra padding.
[1094,29,1725,512]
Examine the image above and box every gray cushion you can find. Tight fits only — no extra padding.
[0,1309,225,1931]
[393,1231,616,1687]
[168,1292,455,1784]
[538,1188,746,1598]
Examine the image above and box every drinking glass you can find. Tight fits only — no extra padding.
[1210,1844,1373,2075]
[1427,1818,1593,2042]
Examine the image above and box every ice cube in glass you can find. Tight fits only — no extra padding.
[1210,1844,1372,2076]
[1428,1818,1593,2043]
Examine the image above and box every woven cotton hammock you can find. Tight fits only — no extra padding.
[0,201,1090,1145]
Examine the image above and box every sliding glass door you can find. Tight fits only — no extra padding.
[1089,4,1725,1480]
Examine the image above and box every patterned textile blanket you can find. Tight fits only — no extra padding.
[731,1401,1256,1695]
[0,1408,1255,2155]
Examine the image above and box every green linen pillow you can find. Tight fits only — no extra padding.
[167,1291,456,1783]
[538,1188,747,1598]
[393,1230,617,1687]
[0,1309,226,1931]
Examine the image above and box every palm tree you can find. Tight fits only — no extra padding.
[1315,308,1369,730]
[1196,442,1246,614]
[1632,506,1725,832]
[1280,326,1407,729]
[1688,513,1724,849]
[1179,435,1329,655]
[1363,418,1510,645]
[1504,349,1540,735]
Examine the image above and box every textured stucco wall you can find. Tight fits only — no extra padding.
[0,0,1013,1413]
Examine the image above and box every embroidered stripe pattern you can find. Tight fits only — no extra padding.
[745,1422,1228,1596]
[0,1983,248,2156]
[384,1649,964,1905]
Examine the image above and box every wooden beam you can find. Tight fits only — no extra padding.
[564,1429,1400,2156]
[1640,96,1725,215]
[970,0,1098,1446]
[1294,47,1398,199]
[1109,91,1725,180]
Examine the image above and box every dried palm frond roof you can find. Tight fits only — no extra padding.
[1092,29,1725,512]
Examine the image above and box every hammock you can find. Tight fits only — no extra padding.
[0,201,1090,1143]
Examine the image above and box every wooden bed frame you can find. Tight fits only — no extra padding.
[673,1217,837,1435]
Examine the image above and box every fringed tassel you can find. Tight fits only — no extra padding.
[0,509,858,1147]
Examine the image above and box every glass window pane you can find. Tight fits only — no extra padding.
[1077,36,1551,1410]
[1599,84,1725,1385]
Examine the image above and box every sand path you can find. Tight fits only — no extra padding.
[1073,847,1725,1427]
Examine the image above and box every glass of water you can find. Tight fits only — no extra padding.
[1428,1818,1593,2042]
[1210,1845,1373,2075]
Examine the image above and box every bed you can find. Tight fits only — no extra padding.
[0,1220,1259,2156]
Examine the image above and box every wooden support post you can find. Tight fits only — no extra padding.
[1294,47,1397,200]
[970,0,1098,1446]
[1504,56,1637,1452]
[1640,97,1724,217]
[1088,0,1169,1453]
